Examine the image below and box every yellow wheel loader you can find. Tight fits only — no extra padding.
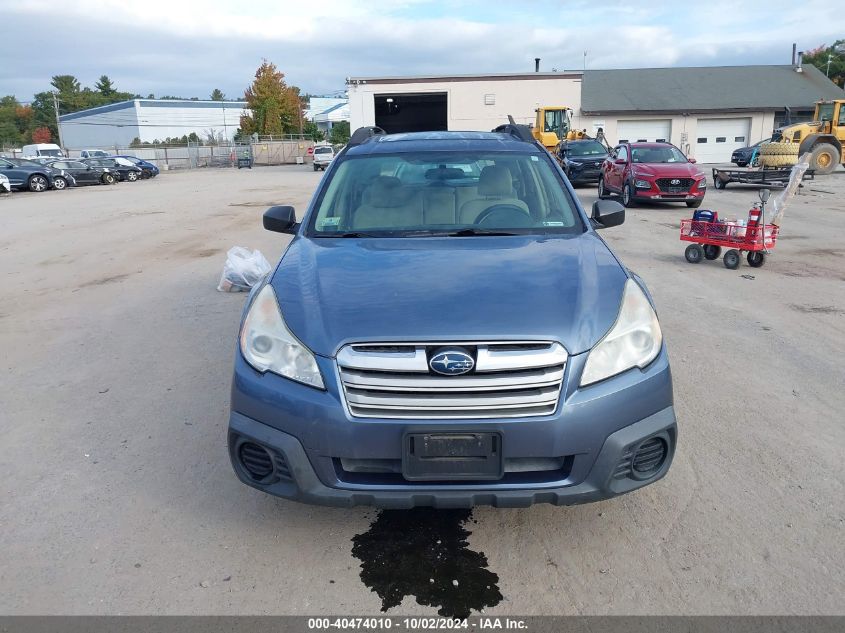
[767,100,845,174]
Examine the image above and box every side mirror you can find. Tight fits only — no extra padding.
[591,200,625,229]
[263,205,298,234]
[614,158,626,165]
[688,158,697,164]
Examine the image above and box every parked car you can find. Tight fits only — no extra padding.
[599,142,707,208]
[312,145,335,171]
[558,139,610,185]
[731,138,771,167]
[0,173,10,193]
[81,157,142,182]
[47,159,116,185]
[227,124,676,508]
[0,157,71,191]
[113,155,159,178]
[21,143,64,160]
[80,149,111,159]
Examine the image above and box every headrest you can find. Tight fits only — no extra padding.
[425,166,465,181]
[478,165,512,197]
[368,176,411,208]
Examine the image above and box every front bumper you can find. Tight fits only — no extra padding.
[228,346,677,508]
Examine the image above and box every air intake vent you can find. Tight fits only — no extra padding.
[238,442,274,480]
[632,437,667,476]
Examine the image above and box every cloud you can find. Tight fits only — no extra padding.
[3,0,843,103]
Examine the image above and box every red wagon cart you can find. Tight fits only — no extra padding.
[680,194,779,270]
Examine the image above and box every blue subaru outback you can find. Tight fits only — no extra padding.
[228,123,676,508]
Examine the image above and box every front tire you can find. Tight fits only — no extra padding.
[809,143,840,175]
[622,183,636,208]
[747,252,766,268]
[597,178,609,199]
[685,244,704,264]
[52,176,67,190]
[28,175,48,192]
[703,245,721,260]
[686,199,703,208]
[723,249,741,270]
[127,171,139,182]
[102,173,116,185]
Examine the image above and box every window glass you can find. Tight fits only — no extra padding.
[565,141,606,157]
[716,137,726,143]
[697,138,707,143]
[735,136,745,142]
[309,151,583,236]
[617,146,629,161]
[631,145,688,163]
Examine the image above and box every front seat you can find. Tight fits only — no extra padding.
[459,166,530,224]
[354,176,423,229]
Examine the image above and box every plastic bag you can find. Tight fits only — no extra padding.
[217,246,271,292]
[769,153,811,227]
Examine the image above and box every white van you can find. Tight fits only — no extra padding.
[21,143,64,159]
[80,149,110,159]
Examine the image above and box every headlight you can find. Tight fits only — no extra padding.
[697,178,707,189]
[634,179,650,189]
[239,285,325,389]
[580,279,662,386]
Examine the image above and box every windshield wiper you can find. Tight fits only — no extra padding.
[447,228,519,236]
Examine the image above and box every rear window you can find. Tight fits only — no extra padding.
[308,151,584,237]
[314,147,333,155]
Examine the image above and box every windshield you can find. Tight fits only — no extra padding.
[817,103,834,121]
[631,145,688,164]
[542,109,570,135]
[314,147,333,154]
[40,150,63,157]
[566,141,606,157]
[308,151,584,237]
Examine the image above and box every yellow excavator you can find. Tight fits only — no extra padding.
[761,99,845,174]
[532,107,587,151]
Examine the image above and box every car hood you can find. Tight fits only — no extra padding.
[270,234,629,357]
[632,162,702,178]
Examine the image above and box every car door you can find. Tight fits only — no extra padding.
[67,160,98,183]
[0,159,25,186]
[606,145,628,191]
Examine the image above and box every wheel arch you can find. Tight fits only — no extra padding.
[798,134,841,156]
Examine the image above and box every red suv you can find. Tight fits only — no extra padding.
[598,142,707,208]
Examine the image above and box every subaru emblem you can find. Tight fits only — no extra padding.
[429,349,475,376]
[670,179,681,185]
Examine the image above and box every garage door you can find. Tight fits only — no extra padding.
[616,119,672,144]
[694,118,751,163]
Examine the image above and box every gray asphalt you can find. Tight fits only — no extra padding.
[1,166,843,615]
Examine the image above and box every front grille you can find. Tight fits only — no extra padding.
[337,341,567,419]
[656,178,694,192]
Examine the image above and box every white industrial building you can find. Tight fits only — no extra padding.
[59,99,247,149]
[347,64,844,163]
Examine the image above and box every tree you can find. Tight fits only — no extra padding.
[804,40,845,87]
[210,88,225,101]
[240,60,303,136]
[303,120,325,142]
[329,121,350,145]
[32,127,52,143]
[95,75,116,97]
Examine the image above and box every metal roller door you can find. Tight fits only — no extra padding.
[694,118,751,163]
[616,119,672,144]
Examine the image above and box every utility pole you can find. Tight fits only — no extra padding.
[52,92,65,152]
[826,54,833,77]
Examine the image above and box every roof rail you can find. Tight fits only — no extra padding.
[492,115,534,143]
[348,126,386,146]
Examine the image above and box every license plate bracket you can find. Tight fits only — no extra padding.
[402,432,503,481]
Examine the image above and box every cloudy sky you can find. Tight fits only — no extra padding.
[3,0,842,104]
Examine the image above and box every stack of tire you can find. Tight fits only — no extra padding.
[758,142,800,168]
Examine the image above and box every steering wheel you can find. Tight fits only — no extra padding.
[474,204,533,228]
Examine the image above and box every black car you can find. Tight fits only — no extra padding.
[81,158,142,182]
[48,160,116,186]
[558,139,610,185]
[0,157,71,192]
[731,138,770,167]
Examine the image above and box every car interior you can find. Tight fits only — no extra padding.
[313,154,579,233]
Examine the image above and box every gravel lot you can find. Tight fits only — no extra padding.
[1,166,843,615]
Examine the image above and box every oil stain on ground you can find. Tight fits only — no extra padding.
[351,509,502,619]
